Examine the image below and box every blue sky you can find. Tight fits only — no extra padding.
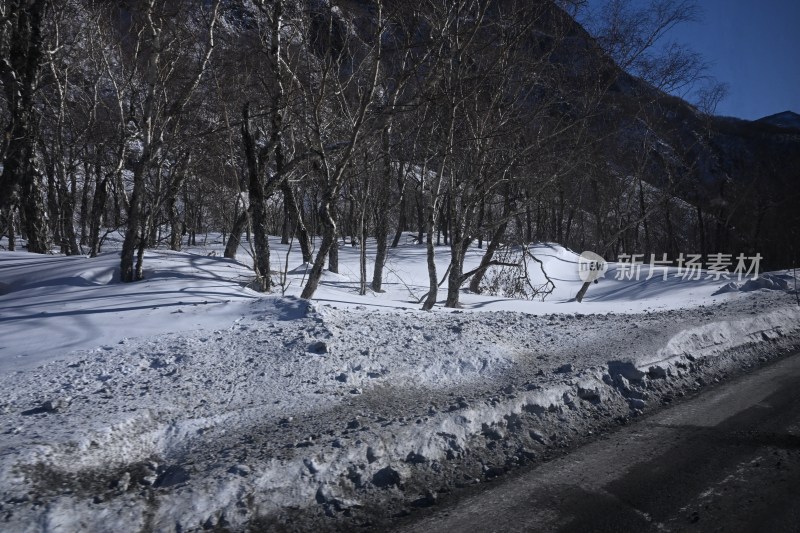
[584,1,800,120]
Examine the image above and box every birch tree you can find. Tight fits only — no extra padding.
[299,1,384,299]
[119,0,221,282]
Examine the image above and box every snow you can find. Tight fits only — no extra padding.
[1,234,799,531]
[0,248,258,372]
[1,235,754,371]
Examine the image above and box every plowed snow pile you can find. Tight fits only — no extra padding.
[1,236,799,531]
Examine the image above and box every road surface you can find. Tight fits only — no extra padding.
[396,351,800,532]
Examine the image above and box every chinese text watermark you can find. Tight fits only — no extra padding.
[578,252,763,282]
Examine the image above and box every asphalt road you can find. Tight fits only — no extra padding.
[396,352,800,533]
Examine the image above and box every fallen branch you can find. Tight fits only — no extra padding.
[459,260,520,285]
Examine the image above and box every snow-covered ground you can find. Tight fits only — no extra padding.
[1,234,798,531]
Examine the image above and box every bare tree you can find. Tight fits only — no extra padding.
[119,0,221,282]
[0,0,51,253]
[238,0,314,292]
[299,1,384,299]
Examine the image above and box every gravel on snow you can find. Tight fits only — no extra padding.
[1,292,799,531]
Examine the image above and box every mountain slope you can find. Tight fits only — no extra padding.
[757,110,800,130]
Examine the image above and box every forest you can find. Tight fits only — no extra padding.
[2,0,799,309]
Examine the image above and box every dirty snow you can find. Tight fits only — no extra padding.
[1,235,799,531]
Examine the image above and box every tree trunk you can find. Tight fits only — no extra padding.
[113,167,127,227]
[144,203,157,248]
[280,191,292,245]
[59,164,80,255]
[359,202,367,295]
[120,155,148,281]
[391,195,406,248]
[445,239,465,308]
[89,167,109,258]
[664,199,677,258]
[347,195,356,246]
[565,207,575,247]
[45,157,62,250]
[416,195,425,245]
[281,180,312,263]
[444,199,471,308]
[241,103,272,292]
[441,201,449,246]
[525,195,533,243]
[576,280,591,303]
[79,159,92,246]
[696,203,706,262]
[21,171,50,253]
[224,209,248,259]
[328,214,339,274]
[168,192,182,251]
[422,218,439,310]
[2,207,17,251]
[121,4,161,282]
[167,157,189,251]
[372,126,393,291]
[135,215,147,280]
[300,197,337,299]
[476,199,485,249]
[468,218,508,293]
[555,188,562,243]
[372,214,388,292]
[638,179,650,255]
[248,185,271,292]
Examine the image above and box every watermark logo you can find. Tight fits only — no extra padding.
[577,252,763,282]
[578,251,608,283]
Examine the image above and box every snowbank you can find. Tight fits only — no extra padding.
[1,238,799,531]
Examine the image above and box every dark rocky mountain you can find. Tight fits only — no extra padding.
[527,3,800,269]
[473,0,800,269]
[757,111,800,131]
